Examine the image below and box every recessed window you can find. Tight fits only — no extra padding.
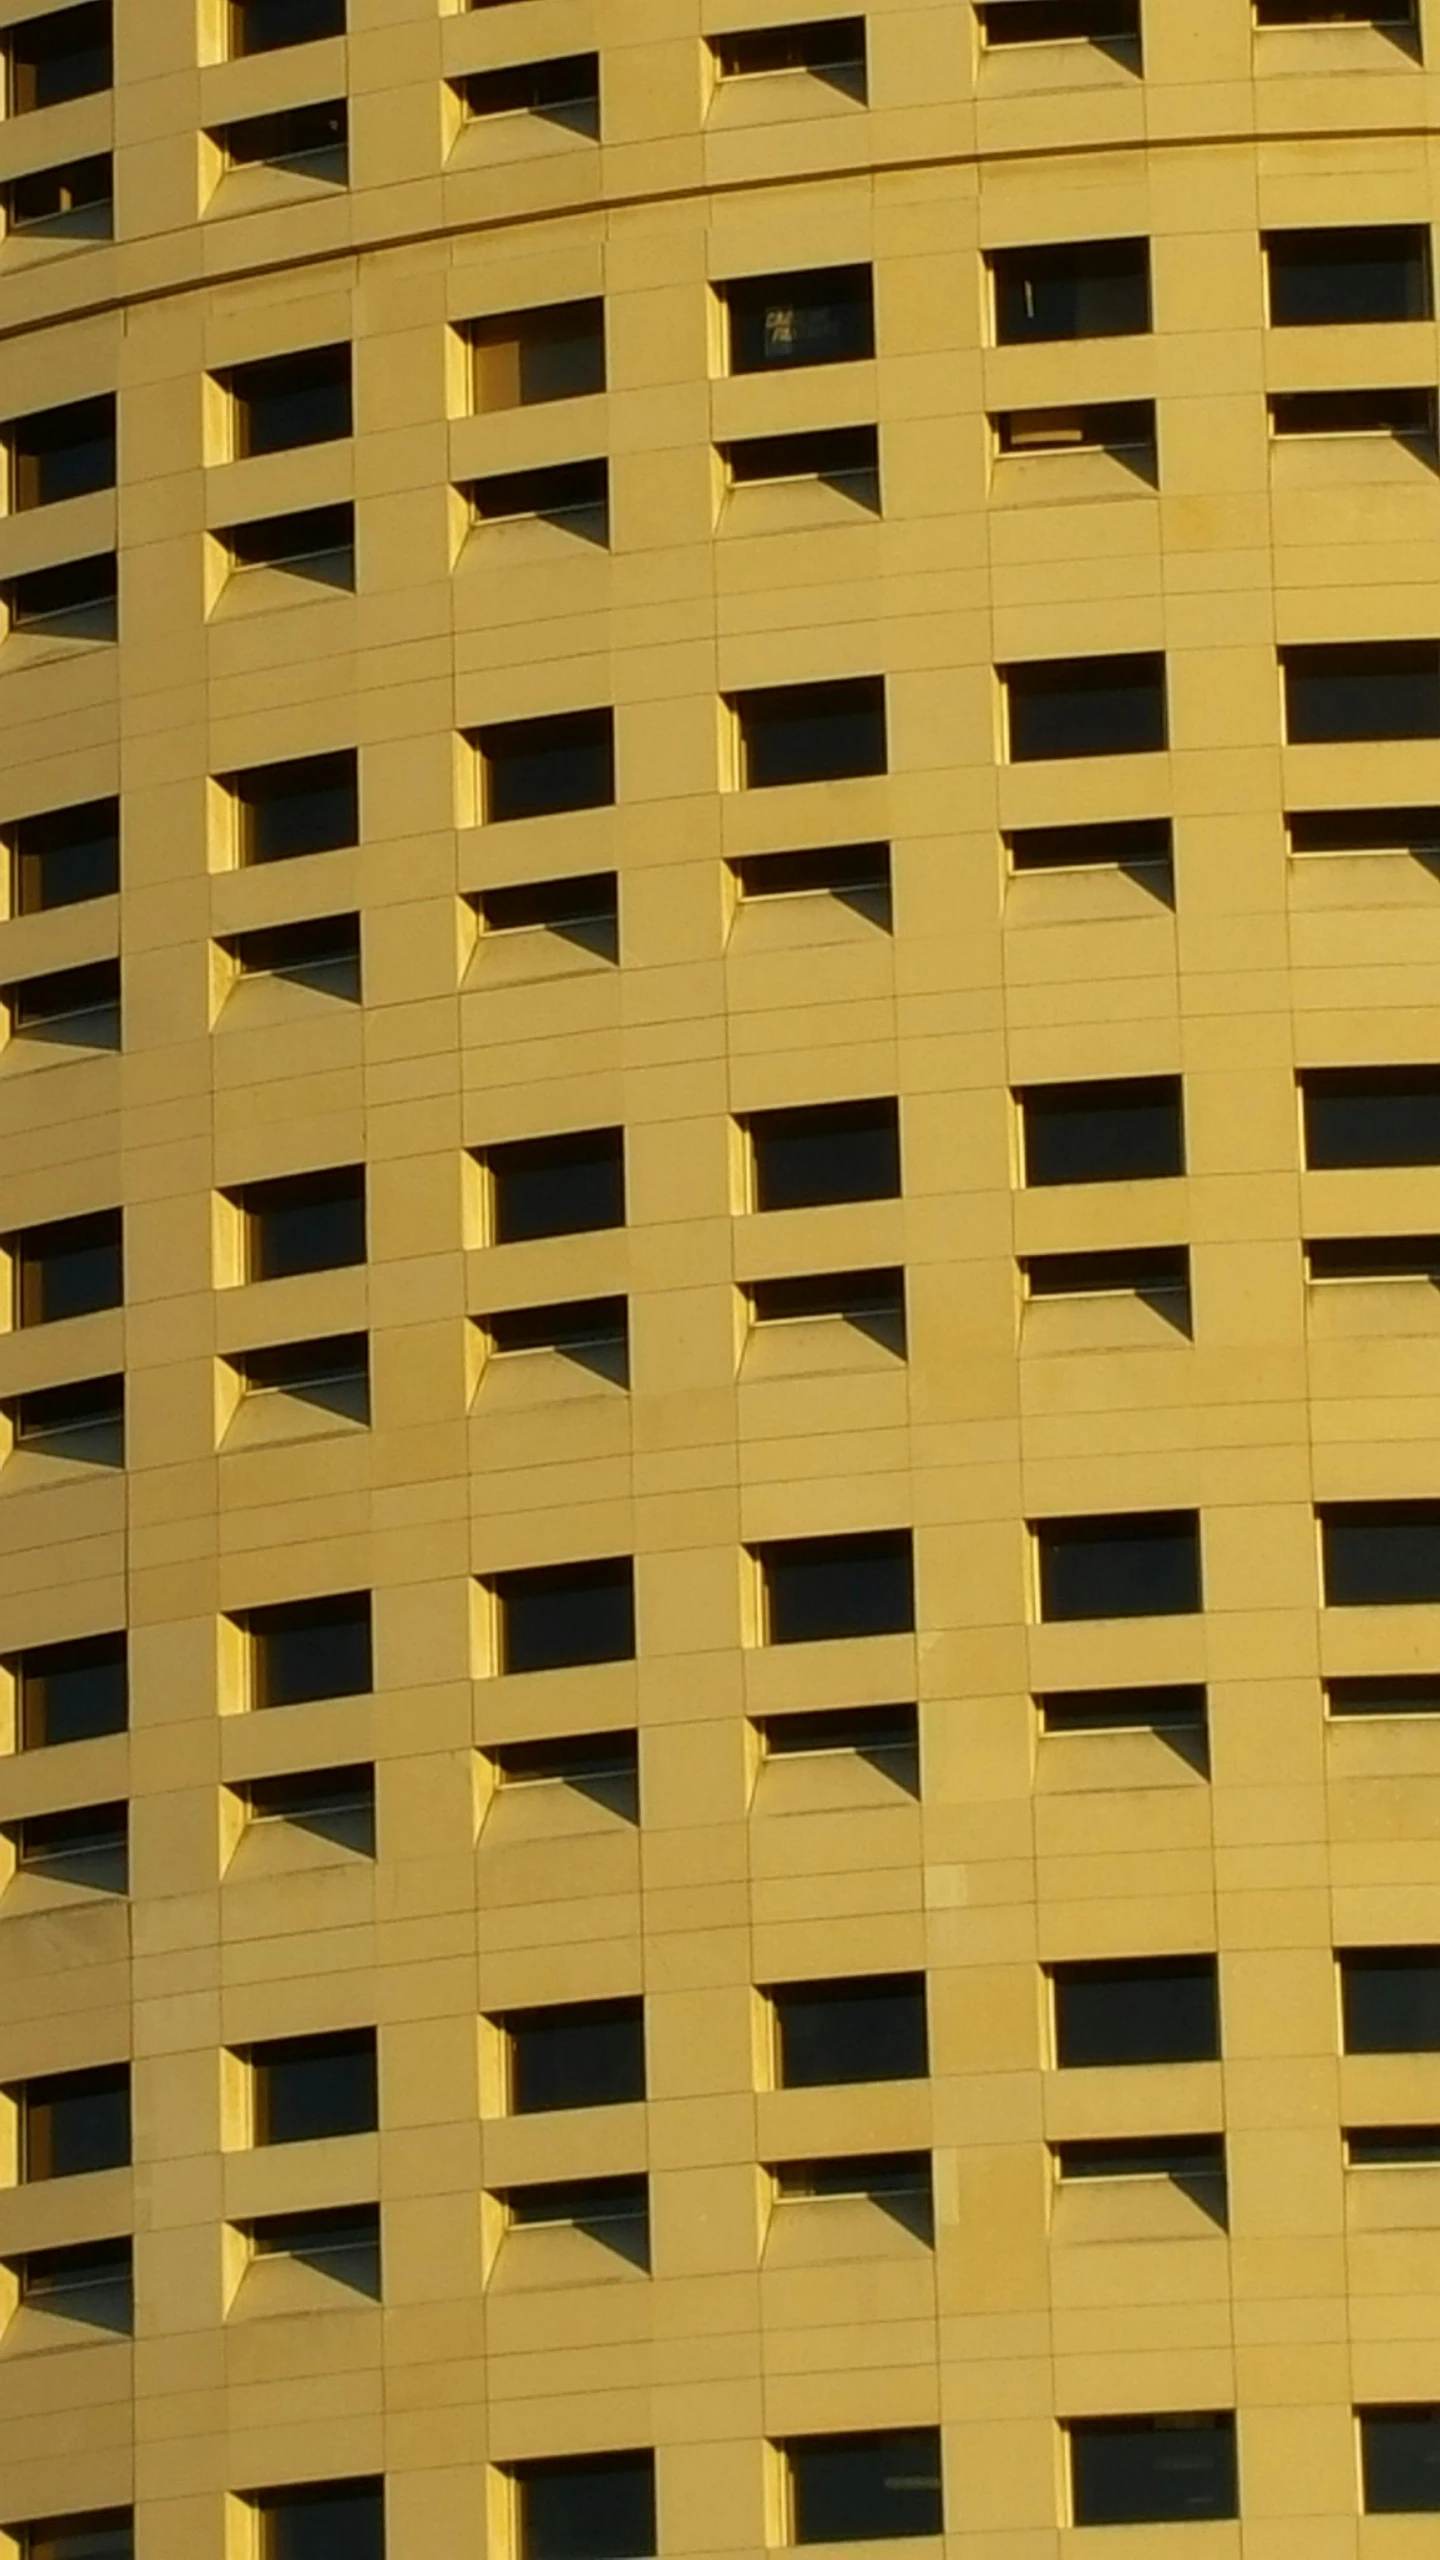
[1035,1511,1202,1620]
[5,394,114,510]
[1023,1245,1189,1302]
[730,676,886,787]
[755,1529,914,1644]
[732,841,890,919]
[757,1702,918,1786]
[745,1268,906,1352]
[769,1975,928,2086]
[1257,0,1415,17]
[1320,1502,1440,1607]
[248,2028,378,2144]
[488,1729,639,1820]
[980,0,1141,43]
[1007,817,1172,874]
[4,155,112,238]
[780,2431,943,2543]
[232,1165,365,1279]
[1003,652,1167,759]
[222,503,354,587]
[465,459,607,539]
[1051,1955,1220,2066]
[12,1801,127,1893]
[1348,2125,1440,2163]
[499,2174,649,2254]
[487,1558,636,1674]
[1283,641,1440,742]
[1266,225,1432,326]
[9,1376,124,1467]
[6,554,117,641]
[225,749,358,865]
[711,18,866,87]
[8,958,120,1049]
[745,1098,900,1210]
[457,55,600,133]
[506,2452,655,2560]
[14,1631,126,1748]
[1308,1235,1440,1280]
[721,265,875,372]
[221,913,361,1003]
[9,796,118,912]
[1361,2408,1440,2513]
[772,2152,932,2220]
[1054,2134,1225,2183]
[11,1208,122,1326]
[1067,2416,1237,2527]
[722,424,880,499]
[16,2062,129,2179]
[230,0,346,52]
[1302,1066,1440,1167]
[235,1593,373,1709]
[1039,1683,1207,1736]
[215,101,348,180]
[994,399,1155,458]
[14,2238,131,2332]
[484,1297,628,1385]
[484,1127,625,1242]
[1290,805,1440,856]
[220,346,351,457]
[13,2512,133,2560]
[244,2205,380,2296]
[244,2480,384,2560]
[476,708,615,822]
[1019,1076,1184,1185]
[1270,387,1435,442]
[1342,1948,1440,2051]
[990,237,1150,343]
[1327,1674,1440,1715]
[501,1996,645,2112]
[242,1764,376,1855]
[466,300,606,411]
[227,1334,370,1432]
[476,872,618,960]
[5,2,111,110]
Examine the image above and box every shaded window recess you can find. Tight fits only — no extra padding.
[231,0,346,51]
[7,958,120,1051]
[1035,1510,1202,1621]
[1266,226,1432,327]
[745,1267,906,1353]
[6,3,111,111]
[236,1592,373,1710]
[1052,1955,1220,2068]
[1003,652,1167,760]
[757,1702,919,1792]
[221,913,362,1003]
[780,2430,943,2543]
[722,265,875,373]
[772,2152,933,2238]
[980,0,1141,47]
[745,1098,900,1210]
[1283,641,1440,743]
[1039,1683,1208,1738]
[248,2027,378,2144]
[731,841,891,923]
[1361,2408,1440,2515]
[15,1630,127,1749]
[228,1333,370,1430]
[6,554,117,642]
[502,1996,646,2112]
[500,2174,649,2265]
[476,707,615,823]
[723,424,880,503]
[12,2510,133,2560]
[505,2451,655,2560]
[769,1974,928,2086]
[17,2061,129,2180]
[13,2238,132,2333]
[990,237,1150,343]
[9,1375,124,1468]
[9,796,118,911]
[995,400,1155,467]
[243,2203,380,2296]
[222,502,354,590]
[12,1207,122,1326]
[456,55,600,134]
[214,101,348,179]
[475,872,618,960]
[226,749,358,866]
[220,344,352,455]
[1289,805,1440,857]
[1347,2125,1440,2165]
[244,2481,384,2560]
[1256,0,1416,19]
[484,1296,629,1387]
[1068,2415,1237,2528]
[484,1126,625,1242]
[1023,1245,1190,1308]
[466,300,606,411]
[5,394,114,510]
[11,1801,127,1893]
[1307,1235,1440,1281]
[1327,1674,1440,1716]
[1054,2133,1225,2186]
[4,155,112,239]
[1007,816,1172,876]
[756,1529,914,1644]
[1342,1949,1440,2052]
[487,1557,636,1675]
[1270,388,1435,445]
[241,1763,376,1856]
[1303,1068,1440,1169]
[731,675,886,786]
[232,1164,366,1279]
[1020,1076,1184,1186]
[1322,1503,1440,1608]
[487,1728,639,1820]
[710,18,866,91]
[464,458,608,542]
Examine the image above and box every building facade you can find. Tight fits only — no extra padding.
[5,0,1440,2552]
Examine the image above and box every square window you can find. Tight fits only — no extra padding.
[5,395,115,509]
[756,1530,914,1643]
[220,346,351,456]
[1051,1955,1220,2066]
[18,2063,129,2179]
[226,751,359,866]
[230,0,345,54]
[722,266,874,372]
[6,3,111,111]
[236,1593,373,1710]
[1067,2416,1237,2527]
[15,2513,133,2560]
[249,2028,378,2144]
[507,2453,655,2560]
[233,1166,365,1279]
[485,1129,625,1242]
[9,1376,124,1467]
[8,959,120,1048]
[783,2430,943,2543]
[467,300,606,411]
[247,2481,384,2560]
[12,1802,127,1892]
[15,1631,127,1748]
[15,2238,131,2332]
[488,1558,636,1674]
[731,677,886,787]
[1341,1948,1440,2051]
[1283,642,1440,743]
[502,1997,646,2112]
[990,237,1150,342]
[770,1975,928,2085]
[1019,1076,1184,1184]
[1302,1067,1440,1167]
[1361,2407,1440,2512]
[12,1208,122,1325]
[1003,653,1166,758]
[476,709,615,823]
[1266,225,1432,326]
[5,156,112,238]
[6,555,117,642]
[746,1099,900,1208]
[9,797,118,912]
[1035,1511,1202,1619]
[1320,1502,1440,1606]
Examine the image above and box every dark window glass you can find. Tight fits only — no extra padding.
[224,915,361,1003]
[7,3,111,111]
[231,0,346,54]
[786,2431,942,2543]
[725,266,874,372]
[9,959,120,1046]
[1349,2127,1440,2164]
[502,2175,649,2246]
[478,873,618,961]
[241,1594,373,1709]
[460,55,600,122]
[226,503,354,582]
[1024,1246,1189,1301]
[748,1099,900,1209]
[15,1209,122,1326]
[488,1128,625,1242]
[1055,2134,1225,2181]
[7,396,115,509]
[996,398,1155,457]
[245,1765,376,1856]
[759,1703,918,1788]
[232,1333,369,1425]
[1290,806,1440,856]
[1284,643,1440,743]
[1266,226,1432,327]
[17,1632,127,1748]
[11,798,118,912]
[1021,1076,1184,1185]
[1271,388,1435,442]
[1342,1949,1440,2052]
[1007,817,1171,873]
[223,346,351,456]
[19,2511,133,2560]
[1036,1511,1202,1620]
[238,1166,365,1279]
[773,2153,932,2208]
[11,1377,124,1466]
[231,751,358,865]
[1362,2409,1440,2513]
[479,709,615,823]
[7,555,117,636]
[505,1997,645,2112]
[1052,1956,1220,2067]
[1307,1236,1440,1281]
[16,2239,131,2331]
[7,155,111,235]
[772,1975,928,2086]
[511,2452,655,2560]
[20,2064,129,2179]
[747,1267,906,1351]
[1328,1675,1440,1716]
[733,841,891,912]
[1004,653,1167,759]
[1321,1503,1440,1607]
[14,1802,126,1891]
[981,0,1141,41]
[1303,1068,1440,1168]
[251,2029,377,2145]
[724,424,880,494]
[1257,0,1415,16]
[492,1558,636,1674]
[247,2205,380,2295]
[991,238,1150,342]
[1069,2416,1237,2527]
[486,1297,628,1384]
[468,459,607,537]
[491,1729,639,1818]
[1039,1684,1207,1735]
[219,101,347,172]
[470,300,607,410]
[759,1530,914,1644]
[252,2481,384,2560]
[713,18,866,78]
[734,677,886,787]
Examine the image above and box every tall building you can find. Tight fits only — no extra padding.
[9,0,1440,2552]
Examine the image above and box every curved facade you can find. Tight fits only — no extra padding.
[7,0,1440,2552]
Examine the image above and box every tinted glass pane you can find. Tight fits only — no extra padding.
[992,239,1150,343]
[245,1170,365,1278]
[1070,2418,1237,2526]
[1022,1078,1184,1184]
[1285,644,1440,743]
[518,302,607,403]
[509,2000,646,2111]
[23,2065,129,2179]
[790,2431,943,2542]
[497,1561,635,1673]
[774,1977,928,2085]
[13,798,118,913]
[249,1596,372,1708]
[750,1100,900,1209]
[1037,1513,1201,1619]
[1363,2409,1440,2512]
[25,2513,133,2560]
[738,677,886,786]
[9,3,111,110]
[17,1804,127,1892]
[1303,1070,1440,1167]
[1053,1958,1220,2066]
[255,2030,377,2143]
[1267,226,1432,326]
[18,1634,126,1748]
[259,2482,383,2560]
[726,267,874,371]
[481,711,614,822]
[1006,655,1167,759]
[237,752,358,863]
[762,1532,914,1643]
[1343,1951,1440,2052]
[19,1211,122,1325]
[10,396,115,509]
[517,2453,655,2560]
[491,1130,625,1241]
[231,348,351,455]
[1322,1505,1440,1606]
